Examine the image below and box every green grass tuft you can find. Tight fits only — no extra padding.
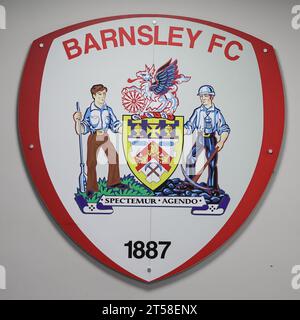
[76,175,154,203]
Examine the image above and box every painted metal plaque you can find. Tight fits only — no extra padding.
[18,14,284,282]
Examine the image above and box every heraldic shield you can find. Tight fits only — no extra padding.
[123,115,184,190]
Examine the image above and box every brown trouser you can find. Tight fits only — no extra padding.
[86,132,120,192]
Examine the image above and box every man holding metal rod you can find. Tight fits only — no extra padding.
[73,84,127,197]
[183,85,230,194]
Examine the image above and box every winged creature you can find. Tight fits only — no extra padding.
[126,59,190,115]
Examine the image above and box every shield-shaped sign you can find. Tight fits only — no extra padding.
[18,14,284,282]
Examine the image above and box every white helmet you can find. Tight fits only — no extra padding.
[197,85,215,96]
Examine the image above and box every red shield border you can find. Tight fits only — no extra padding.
[18,14,284,282]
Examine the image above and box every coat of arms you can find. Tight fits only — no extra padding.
[73,60,231,216]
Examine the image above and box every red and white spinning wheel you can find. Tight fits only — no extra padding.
[122,88,146,113]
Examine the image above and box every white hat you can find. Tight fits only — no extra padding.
[197,85,215,96]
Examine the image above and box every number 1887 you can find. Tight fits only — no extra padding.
[124,241,171,259]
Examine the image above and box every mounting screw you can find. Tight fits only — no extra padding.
[267,149,273,154]
[39,42,44,48]
[152,20,157,25]
[263,48,268,53]
[29,144,34,150]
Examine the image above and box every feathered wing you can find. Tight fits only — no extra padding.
[150,59,179,95]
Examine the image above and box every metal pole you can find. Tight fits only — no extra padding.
[76,102,87,192]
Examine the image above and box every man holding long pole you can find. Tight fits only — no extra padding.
[73,84,127,197]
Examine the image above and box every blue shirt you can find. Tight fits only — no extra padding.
[81,102,121,134]
[184,104,230,135]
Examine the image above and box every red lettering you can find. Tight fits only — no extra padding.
[137,25,153,45]
[208,34,226,53]
[119,26,136,46]
[100,29,118,49]
[168,26,183,46]
[62,38,82,60]
[186,28,202,48]
[154,25,168,45]
[84,33,101,54]
[224,40,243,61]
